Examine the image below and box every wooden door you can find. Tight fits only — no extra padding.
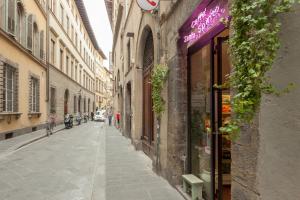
[143,69,154,144]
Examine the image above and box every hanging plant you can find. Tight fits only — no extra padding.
[151,64,169,117]
[221,0,298,140]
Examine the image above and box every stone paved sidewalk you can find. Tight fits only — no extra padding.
[105,126,184,200]
[0,124,65,156]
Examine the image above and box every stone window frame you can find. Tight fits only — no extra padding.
[0,55,21,121]
[28,72,40,117]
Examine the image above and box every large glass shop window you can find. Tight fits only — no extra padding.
[190,43,212,200]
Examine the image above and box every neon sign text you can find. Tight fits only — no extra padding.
[184,5,227,43]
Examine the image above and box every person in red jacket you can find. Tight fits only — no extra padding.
[116,112,121,129]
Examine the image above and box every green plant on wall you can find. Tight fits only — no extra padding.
[222,0,299,140]
[151,64,169,117]
[151,64,169,171]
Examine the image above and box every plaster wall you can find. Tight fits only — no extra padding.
[0,0,47,138]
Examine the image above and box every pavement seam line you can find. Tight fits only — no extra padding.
[90,124,104,200]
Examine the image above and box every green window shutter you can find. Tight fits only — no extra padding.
[0,0,6,30]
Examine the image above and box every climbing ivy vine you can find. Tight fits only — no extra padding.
[221,0,298,140]
[151,64,169,117]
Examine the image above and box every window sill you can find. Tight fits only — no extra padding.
[28,112,42,118]
[0,112,22,121]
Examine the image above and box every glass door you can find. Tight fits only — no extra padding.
[188,29,230,200]
[214,33,231,200]
[189,42,214,200]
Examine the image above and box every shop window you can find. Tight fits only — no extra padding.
[1,64,18,113]
[29,76,40,113]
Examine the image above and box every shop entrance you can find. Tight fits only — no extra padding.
[188,30,231,200]
[142,28,154,156]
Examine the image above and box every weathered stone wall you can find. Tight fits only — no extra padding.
[232,4,300,200]
[160,0,205,185]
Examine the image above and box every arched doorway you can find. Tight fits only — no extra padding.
[64,89,69,115]
[142,27,154,153]
[125,82,132,138]
[78,95,81,113]
[88,98,90,114]
[84,98,86,113]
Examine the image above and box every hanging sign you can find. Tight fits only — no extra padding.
[179,0,229,46]
[184,5,228,43]
[137,0,159,11]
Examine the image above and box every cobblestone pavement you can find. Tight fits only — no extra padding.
[0,122,184,200]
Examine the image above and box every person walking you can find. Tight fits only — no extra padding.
[116,111,121,129]
[91,111,94,121]
[107,108,113,126]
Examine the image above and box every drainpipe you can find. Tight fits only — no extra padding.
[46,0,50,114]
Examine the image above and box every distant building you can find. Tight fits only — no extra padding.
[0,0,110,140]
[48,0,106,120]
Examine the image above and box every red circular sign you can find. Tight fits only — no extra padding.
[137,0,159,11]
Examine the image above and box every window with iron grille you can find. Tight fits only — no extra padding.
[1,64,18,113]
[29,76,39,113]
[143,30,154,70]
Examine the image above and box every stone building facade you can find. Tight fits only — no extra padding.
[107,0,300,199]
[0,0,47,139]
[48,0,106,123]
[95,61,112,110]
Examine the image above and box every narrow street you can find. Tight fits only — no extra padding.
[0,123,184,200]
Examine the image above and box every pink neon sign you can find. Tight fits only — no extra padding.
[184,5,227,43]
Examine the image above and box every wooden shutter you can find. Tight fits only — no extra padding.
[0,0,6,30]
[7,0,16,35]
[34,26,39,58]
[40,30,44,61]
[27,14,33,50]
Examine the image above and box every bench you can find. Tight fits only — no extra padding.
[182,174,204,200]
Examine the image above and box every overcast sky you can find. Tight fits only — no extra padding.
[84,0,112,68]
